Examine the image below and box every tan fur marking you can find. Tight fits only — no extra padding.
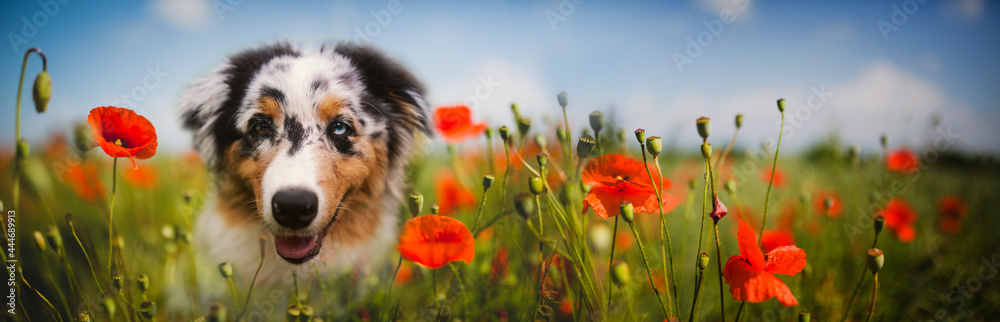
[257,96,284,123]
[217,142,277,226]
[318,97,347,122]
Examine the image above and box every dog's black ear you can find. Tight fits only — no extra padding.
[333,43,431,167]
[179,42,299,167]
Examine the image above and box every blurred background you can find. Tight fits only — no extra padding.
[2,0,999,155]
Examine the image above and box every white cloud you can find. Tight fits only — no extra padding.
[695,0,753,22]
[150,0,212,30]
[944,0,985,22]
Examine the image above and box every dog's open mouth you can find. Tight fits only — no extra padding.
[274,234,321,263]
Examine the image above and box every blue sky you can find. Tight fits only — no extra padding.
[2,0,999,155]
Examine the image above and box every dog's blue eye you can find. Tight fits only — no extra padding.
[331,121,349,136]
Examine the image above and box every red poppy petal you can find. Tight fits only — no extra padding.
[737,219,766,269]
[583,187,624,219]
[764,245,806,276]
[760,230,795,253]
[396,215,475,268]
[723,256,798,306]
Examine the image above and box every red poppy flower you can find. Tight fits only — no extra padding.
[886,148,919,174]
[435,173,477,216]
[937,195,969,235]
[87,106,157,169]
[582,154,677,219]
[396,215,475,269]
[63,162,105,202]
[760,168,788,188]
[433,105,488,143]
[123,162,159,189]
[876,198,917,243]
[761,230,796,253]
[723,219,807,307]
[813,191,842,218]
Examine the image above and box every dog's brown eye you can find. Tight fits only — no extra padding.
[251,119,271,137]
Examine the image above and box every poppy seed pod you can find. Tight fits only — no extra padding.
[112,273,124,294]
[484,127,493,140]
[866,248,884,274]
[207,302,227,322]
[287,305,301,321]
[557,91,568,108]
[555,126,568,143]
[45,226,62,252]
[874,215,885,234]
[408,192,423,218]
[498,126,511,144]
[137,274,149,293]
[698,253,710,270]
[529,176,545,195]
[16,139,29,159]
[77,311,91,322]
[688,179,697,190]
[516,117,531,138]
[430,204,440,215]
[611,262,630,287]
[510,103,520,118]
[219,262,234,278]
[514,193,535,219]
[696,117,711,140]
[537,153,549,169]
[102,297,116,318]
[824,197,835,213]
[634,128,645,144]
[776,99,786,113]
[589,111,604,134]
[577,135,596,159]
[701,143,713,159]
[300,305,314,319]
[33,70,51,113]
[798,311,811,322]
[534,134,547,150]
[482,174,495,190]
[619,202,634,224]
[735,114,744,129]
[258,236,267,258]
[139,300,156,320]
[32,231,46,252]
[616,129,626,144]
[645,136,662,156]
[724,180,736,194]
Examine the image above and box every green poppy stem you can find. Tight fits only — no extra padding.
[689,262,707,322]
[237,239,266,321]
[865,273,879,322]
[627,221,670,318]
[12,48,46,213]
[67,215,105,296]
[606,216,620,316]
[758,112,785,245]
[639,142,678,316]
[108,157,118,273]
[226,275,240,313]
[704,155,726,322]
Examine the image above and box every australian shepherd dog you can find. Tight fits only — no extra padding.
[178,42,429,287]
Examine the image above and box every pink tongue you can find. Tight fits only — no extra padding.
[274,235,318,259]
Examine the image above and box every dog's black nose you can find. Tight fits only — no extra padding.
[271,188,318,229]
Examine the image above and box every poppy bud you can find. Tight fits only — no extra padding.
[555,126,568,143]
[776,99,786,113]
[16,139,29,159]
[577,135,596,159]
[874,215,885,234]
[300,305,314,319]
[824,197,835,213]
[287,304,301,321]
[72,122,96,153]
[688,179,696,190]
[430,204,440,215]
[582,128,592,137]
[33,231,46,253]
[537,153,548,169]
[112,273,124,294]
[408,192,423,218]
[514,193,535,219]
[77,311,91,322]
[529,176,545,195]
[313,317,326,322]
[183,190,195,205]
[696,117,711,141]
[646,136,662,156]
[589,111,604,134]
[701,143,712,159]
[735,114,744,129]
[499,126,511,144]
[137,274,149,293]
[724,180,736,194]
[45,226,62,253]
[207,302,227,322]
[880,134,888,149]
[32,70,52,114]
[634,128,645,144]
[139,300,156,320]
[866,248,884,274]
[697,253,710,270]
[482,174,495,190]
[102,297,116,318]
[619,202,634,224]
[219,262,234,278]
[611,262,630,287]
[259,236,267,259]
[798,311,811,322]
[484,127,493,140]
[557,91,568,109]
[534,134,547,151]
[709,193,728,224]
[517,117,531,138]
[616,129,626,144]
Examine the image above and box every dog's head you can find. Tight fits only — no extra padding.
[180,42,429,264]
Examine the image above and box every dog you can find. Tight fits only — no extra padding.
[178,42,430,286]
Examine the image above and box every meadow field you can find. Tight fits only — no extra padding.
[4,93,1000,321]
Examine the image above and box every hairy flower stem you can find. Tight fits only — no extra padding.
[865,273,879,322]
[68,217,105,296]
[226,275,240,313]
[705,156,726,322]
[107,157,118,273]
[606,216,620,316]
[842,230,882,321]
[532,195,545,321]
[628,221,671,318]
[500,140,512,210]
[238,243,266,321]
[689,264,707,322]
[692,160,710,314]
[471,186,489,232]
[758,112,785,245]
[715,128,740,171]
[13,48,46,213]
[640,144,679,315]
